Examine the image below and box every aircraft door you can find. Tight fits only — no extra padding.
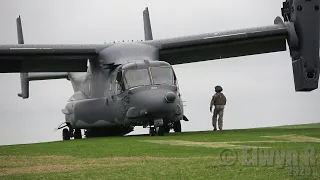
[115,70,125,95]
[111,68,125,99]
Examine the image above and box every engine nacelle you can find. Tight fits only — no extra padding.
[282,0,320,91]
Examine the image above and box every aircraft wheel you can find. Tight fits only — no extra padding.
[62,128,70,140]
[164,124,170,133]
[173,121,181,132]
[157,126,164,136]
[149,127,156,136]
[74,129,82,139]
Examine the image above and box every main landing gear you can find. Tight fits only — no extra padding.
[173,121,181,132]
[149,126,165,136]
[149,118,165,136]
[62,128,82,140]
[149,119,182,136]
[56,122,82,140]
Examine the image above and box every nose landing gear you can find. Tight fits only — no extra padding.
[149,126,164,136]
[149,118,165,136]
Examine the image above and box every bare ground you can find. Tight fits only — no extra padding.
[262,134,320,142]
[140,140,271,149]
[140,134,320,149]
[0,155,219,176]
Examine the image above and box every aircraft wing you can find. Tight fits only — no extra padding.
[0,44,110,72]
[147,24,288,65]
[143,0,320,91]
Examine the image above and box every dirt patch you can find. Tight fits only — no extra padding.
[0,155,220,176]
[262,134,320,142]
[0,162,136,176]
[99,156,219,161]
[141,140,271,149]
[31,155,74,159]
[141,134,320,149]
[227,140,285,143]
[0,155,75,167]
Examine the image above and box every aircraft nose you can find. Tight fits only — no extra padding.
[165,92,176,103]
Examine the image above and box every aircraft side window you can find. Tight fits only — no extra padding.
[115,70,125,95]
[173,73,179,87]
[115,80,121,94]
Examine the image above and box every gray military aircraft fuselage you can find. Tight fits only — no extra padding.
[1,0,319,140]
[64,44,187,138]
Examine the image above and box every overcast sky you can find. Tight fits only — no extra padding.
[0,0,319,146]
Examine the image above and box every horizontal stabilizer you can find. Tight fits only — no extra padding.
[17,72,69,99]
[15,16,71,98]
[28,72,68,80]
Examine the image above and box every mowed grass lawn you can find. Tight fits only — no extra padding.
[0,123,319,180]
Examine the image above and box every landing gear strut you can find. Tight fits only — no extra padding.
[62,128,82,140]
[149,127,156,136]
[148,119,182,136]
[149,118,165,136]
[149,126,164,136]
[57,122,82,140]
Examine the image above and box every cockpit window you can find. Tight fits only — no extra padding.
[150,67,174,85]
[124,69,151,89]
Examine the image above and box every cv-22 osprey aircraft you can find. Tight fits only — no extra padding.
[0,0,319,140]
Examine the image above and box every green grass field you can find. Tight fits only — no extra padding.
[0,123,319,180]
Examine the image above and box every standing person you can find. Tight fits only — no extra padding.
[210,85,227,131]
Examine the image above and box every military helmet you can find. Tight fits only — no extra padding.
[215,85,223,92]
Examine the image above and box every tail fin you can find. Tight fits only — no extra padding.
[16,16,24,44]
[16,16,29,98]
[16,16,69,99]
[143,7,153,40]
[17,72,29,98]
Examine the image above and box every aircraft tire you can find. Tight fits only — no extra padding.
[164,124,170,133]
[149,127,156,136]
[173,121,181,132]
[62,128,70,140]
[157,126,164,136]
[74,129,82,139]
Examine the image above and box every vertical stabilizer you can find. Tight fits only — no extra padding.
[16,16,24,44]
[16,16,73,99]
[16,15,29,98]
[143,7,153,40]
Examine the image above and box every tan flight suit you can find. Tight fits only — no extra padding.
[210,92,227,130]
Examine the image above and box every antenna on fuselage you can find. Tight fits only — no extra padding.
[143,7,153,41]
